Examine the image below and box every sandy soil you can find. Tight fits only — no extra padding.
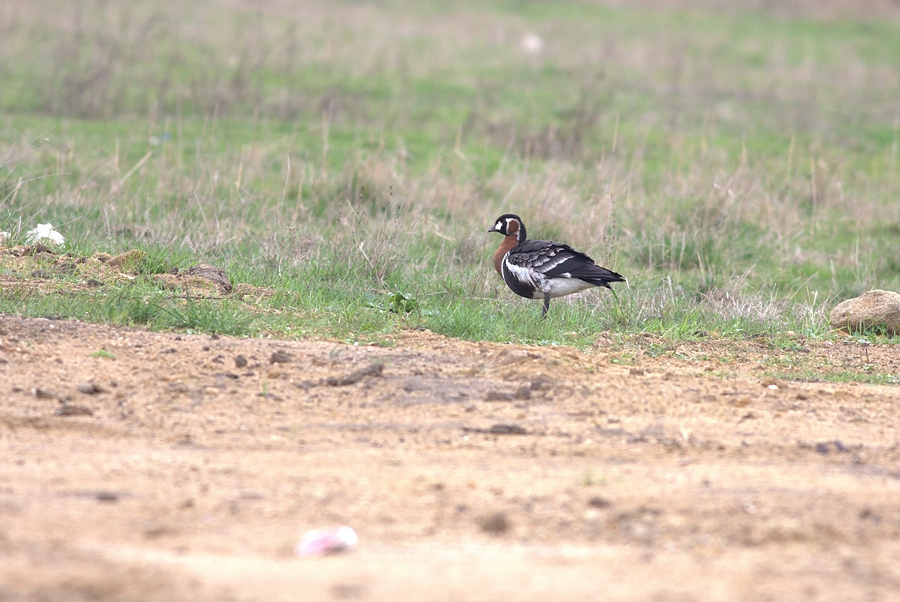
[1,310,899,601]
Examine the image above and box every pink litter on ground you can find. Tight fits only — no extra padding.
[295,526,359,557]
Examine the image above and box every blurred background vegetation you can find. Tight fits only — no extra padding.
[1,0,899,342]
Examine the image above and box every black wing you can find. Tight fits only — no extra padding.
[509,240,624,287]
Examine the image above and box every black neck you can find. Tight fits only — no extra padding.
[515,222,527,243]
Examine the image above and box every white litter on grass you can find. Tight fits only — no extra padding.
[0,231,9,245]
[295,525,359,557]
[25,223,65,246]
[521,33,544,55]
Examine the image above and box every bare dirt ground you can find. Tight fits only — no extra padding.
[1,308,900,602]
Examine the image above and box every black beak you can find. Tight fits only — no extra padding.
[487,226,500,233]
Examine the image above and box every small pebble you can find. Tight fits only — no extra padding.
[54,404,93,417]
[235,355,248,368]
[77,382,104,395]
[270,350,292,364]
[488,424,528,435]
[478,511,510,534]
[513,386,531,400]
[32,388,59,400]
[96,491,119,503]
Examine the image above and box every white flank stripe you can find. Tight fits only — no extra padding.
[505,260,543,295]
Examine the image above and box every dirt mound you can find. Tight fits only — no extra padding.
[0,246,273,301]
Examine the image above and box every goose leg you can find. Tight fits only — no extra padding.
[542,293,551,318]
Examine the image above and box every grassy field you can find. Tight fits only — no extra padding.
[2,0,900,349]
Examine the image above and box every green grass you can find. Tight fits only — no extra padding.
[2,0,900,354]
[766,369,900,386]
